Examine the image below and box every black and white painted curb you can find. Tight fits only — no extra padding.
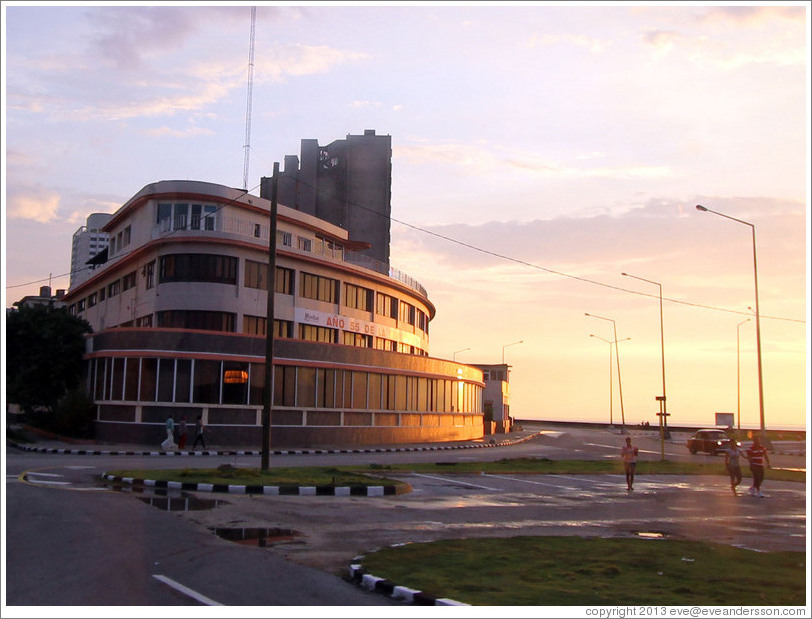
[11,431,543,457]
[347,562,468,606]
[99,473,406,496]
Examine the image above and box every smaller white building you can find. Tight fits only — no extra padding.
[473,364,512,433]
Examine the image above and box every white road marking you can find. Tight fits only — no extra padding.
[26,471,64,477]
[411,473,501,491]
[152,574,223,606]
[483,473,582,489]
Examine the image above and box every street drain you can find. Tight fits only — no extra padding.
[211,527,302,547]
[138,494,228,511]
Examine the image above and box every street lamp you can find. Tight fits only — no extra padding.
[453,347,470,361]
[622,272,670,440]
[696,204,767,446]
[585,313,626,434]
[502,340,524,364]
[590,334,630,428]
[736,319,750,432]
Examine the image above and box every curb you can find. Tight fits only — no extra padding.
[99,473,409,496]
[347,562,468,606]
[10,431,543,457]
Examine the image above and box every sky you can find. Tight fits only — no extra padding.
[2,2,809,430]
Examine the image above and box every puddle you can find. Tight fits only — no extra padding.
[103,480,229,512]
[211,527,302,547]
[138,494,228,511]
[634,531,667,539]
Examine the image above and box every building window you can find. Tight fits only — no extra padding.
[108,280,120,297]
[253,223,261,238]
[376,293,397,319]
[87,292,97,308]
[159,254,238,285]
[157,310,236,332]
[135,315,153,328]
[77,298,86,312]
[144,261,155,289]
[300,272,338,303]
[399,301,415,326]
[122,271,136,291]
[243,315,292,338]
[343,332,373,348]
[344,283,373,312]
[297,236,312,252]
[99,287,106,302]
[299,323,337,343]
[123,225,131,247]
[278,231,292,247]
[244,260,294,294]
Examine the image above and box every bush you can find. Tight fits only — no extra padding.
[27,389,96,439]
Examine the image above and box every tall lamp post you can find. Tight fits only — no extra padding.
[502,340,524,364]
[585,313,626,434]
[622,272,670,439]
[696,205,768,446]
[590,334,630,428]
[736,319,750,432]
[453,347,470,361]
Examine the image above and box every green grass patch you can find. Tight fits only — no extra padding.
[359,536,806,606]
[355,457,805,483]
[105,465,406,488]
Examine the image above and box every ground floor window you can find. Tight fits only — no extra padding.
[88,356,481,414]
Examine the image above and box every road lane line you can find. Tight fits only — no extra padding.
[483,473,583,489]
[411,473,501,491]
[152,574,223,606]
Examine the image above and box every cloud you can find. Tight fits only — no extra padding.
[6,189,61,223]
[698,5,806,25]
[396,141,677,180]
[141,126,216,138]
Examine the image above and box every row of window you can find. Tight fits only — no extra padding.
[88,357,481,413]
[69,253,429,333]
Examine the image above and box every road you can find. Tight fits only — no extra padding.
[4,422,807,607]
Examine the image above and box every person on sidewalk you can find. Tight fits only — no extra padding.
[620,436,639,492]
[161,414,176,450]
[723,440,744,495]
[744,435,771,497]
[192,415,207,449]
[177,415,188,449]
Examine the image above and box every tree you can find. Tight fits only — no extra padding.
[6,304,92,414]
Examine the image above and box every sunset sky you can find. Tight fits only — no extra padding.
[3,3,808,430]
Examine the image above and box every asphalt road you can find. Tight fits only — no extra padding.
[5,422,807,607]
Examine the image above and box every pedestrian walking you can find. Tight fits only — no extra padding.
[192,415,207,449]
[744,435,771,497]
[161,414,176,450]
[723,440,744,495]
[621,436,639,492]
[177,415,188,449]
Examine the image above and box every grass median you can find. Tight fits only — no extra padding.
[358,536,806,606]
[106,457,805,486]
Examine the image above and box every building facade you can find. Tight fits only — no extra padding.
[267,129,392,266]
[70,212,113,288]
[63,180,484,447]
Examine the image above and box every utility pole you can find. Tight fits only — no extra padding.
[261,162,278,471]
[242,6,256,191]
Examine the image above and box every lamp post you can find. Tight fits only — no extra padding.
[453,347,470,362]
[585,313,626,434]
[590,334,630,428]
[696,205,767,446]
[622,272,670,440]
[736,319,750,432]
[502,340,524,364]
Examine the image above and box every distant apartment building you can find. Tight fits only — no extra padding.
[61,179,484,447]
[264,129,392,266]
[70,213,113,288]
[13,285,66,309]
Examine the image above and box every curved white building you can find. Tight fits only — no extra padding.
[64,180,484,447]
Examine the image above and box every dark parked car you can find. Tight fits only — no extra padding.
[686,429,740,455]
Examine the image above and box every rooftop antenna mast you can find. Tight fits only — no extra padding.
[242,6,256,191]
